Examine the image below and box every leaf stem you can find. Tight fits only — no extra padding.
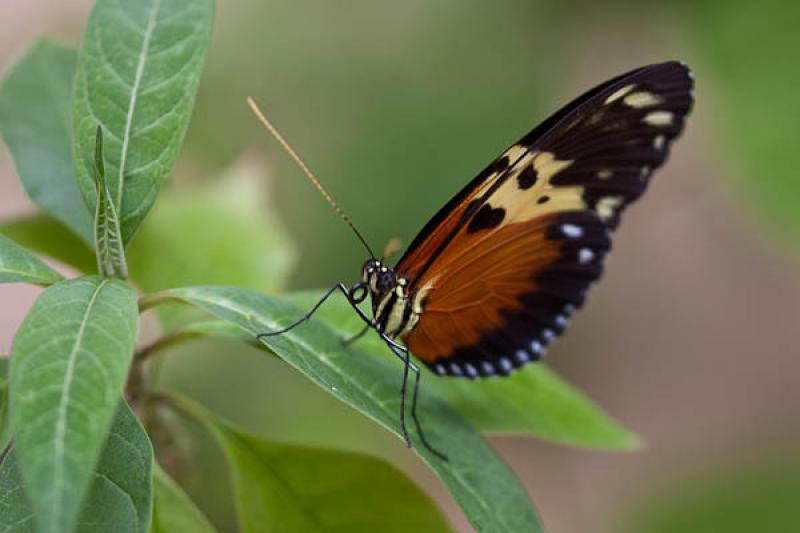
[138,291,180,313]
[136,328,208,364]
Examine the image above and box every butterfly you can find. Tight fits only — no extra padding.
[250,61,694,460]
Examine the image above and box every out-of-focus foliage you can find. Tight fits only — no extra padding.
[623,454,800,533]
[151,466,216,533]
[128,160,295,295]
[0,40,92,244]
[0,358,8,451]
[173,395,451,533]
[680,0,800,251]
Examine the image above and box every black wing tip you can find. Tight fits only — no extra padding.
[645,60,694,88]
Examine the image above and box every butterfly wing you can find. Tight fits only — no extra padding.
[396,61,693,378]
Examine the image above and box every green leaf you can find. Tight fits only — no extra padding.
[143,286,542,533]
[623,455,800,533]
[0,39,93,245]
[126,159,295,326]
[286,290,639,449]
[0,357,9,451]
[91,126,128,279]
[72,0,215,244]
[151,466,216,533]
[0,233,63,285]
[0,401,154,533]
[10,277,139,533]
[71,402,153,533]
[432,366,639,448]
[170,395,451,533]
[0,215,96,274]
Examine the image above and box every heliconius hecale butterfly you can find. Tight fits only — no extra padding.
[250,61,693,460]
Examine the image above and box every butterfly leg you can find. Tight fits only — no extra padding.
[257,283,373,339]
[384,337,448,461]
[341,324,370,347]
[409,361,448,461]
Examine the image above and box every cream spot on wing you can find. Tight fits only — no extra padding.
[473,169,505,198]
[643,111,674,126]
[653,134,666,150]
[597,169,613,179]
[502,144,527,162]
[473,149,535,198]
[412,277,437,314]
[485,151,583,224]
[623,91,663,108]
[604,84,635,104]
[534,151,573,182]
[596,195,624,221]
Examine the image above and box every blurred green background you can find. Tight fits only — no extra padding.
[1,0,799,531]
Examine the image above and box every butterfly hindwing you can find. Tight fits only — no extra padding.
[396,61,693,378]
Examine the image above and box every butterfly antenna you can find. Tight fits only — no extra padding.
[247,97,376,258]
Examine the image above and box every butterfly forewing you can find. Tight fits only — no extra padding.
[396,61,693,378]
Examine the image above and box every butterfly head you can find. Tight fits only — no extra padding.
[360,258,417,337]
[362,258,397,294]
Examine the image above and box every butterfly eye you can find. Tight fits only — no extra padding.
[376,271,396,292]
[361,258,382,282]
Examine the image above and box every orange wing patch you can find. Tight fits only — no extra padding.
[393,61,693,378]
[404,212,610,378]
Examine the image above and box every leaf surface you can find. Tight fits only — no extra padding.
[72,0,215,243]
[10,277,139,533]
[0,402,153,533]
[91,127,127,279]
[0,216,95,275]
[174,396,450,533]
[146,286,542,533]
[0,234,63,285]
[150,466,216,533]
